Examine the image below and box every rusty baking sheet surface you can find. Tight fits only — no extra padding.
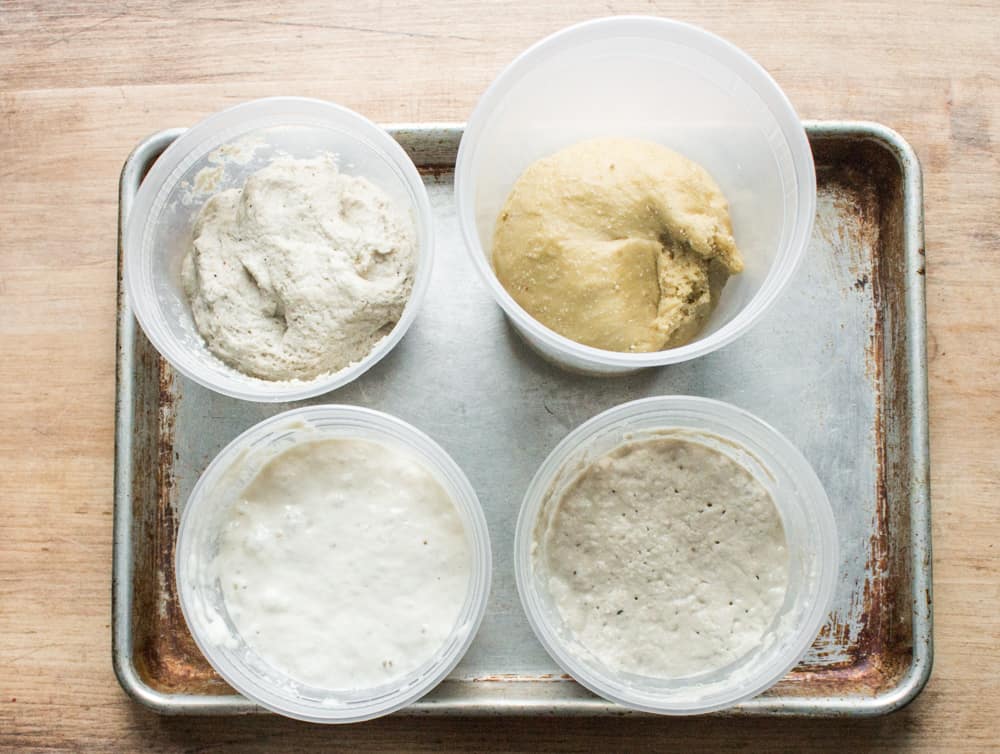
[113,123,931,717]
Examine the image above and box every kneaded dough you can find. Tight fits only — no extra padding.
[492,138,743,352]
[535,437,788,678]
[182,155,414,381]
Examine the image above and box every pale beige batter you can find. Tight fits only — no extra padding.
[493,138,743,352]
[534,436,788,678]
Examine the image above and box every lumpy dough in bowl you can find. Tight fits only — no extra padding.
[492,138,744,352]
[182,155,415,381]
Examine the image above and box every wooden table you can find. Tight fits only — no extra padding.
[2,2,997,751]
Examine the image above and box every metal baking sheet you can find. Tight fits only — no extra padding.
[113,122,930,717]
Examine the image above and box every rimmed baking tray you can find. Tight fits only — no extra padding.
[113,122,930,717]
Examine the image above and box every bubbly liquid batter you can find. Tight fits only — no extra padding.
[535,437,788,677]
[211,438,471,690]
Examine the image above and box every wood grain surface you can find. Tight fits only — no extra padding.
[1,1,997,751]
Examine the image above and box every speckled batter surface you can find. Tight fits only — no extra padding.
[535,437,788,677]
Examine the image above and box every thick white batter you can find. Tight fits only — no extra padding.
[182,154,415,381]
[535,437,788,677]
[211,438,470,690]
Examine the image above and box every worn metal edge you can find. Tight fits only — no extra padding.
[111,128,245,715]
[803,120,933,716]
[112,121,932,718]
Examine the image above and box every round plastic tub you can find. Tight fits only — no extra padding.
[455,17,816,375]
[125,97,433,401]
[514,396,837,714]
[176,405,492,723]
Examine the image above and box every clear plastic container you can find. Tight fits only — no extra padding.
[176,405,492,723]
[455,17,816,375]
[514,396,838,714]
[124,97,433,401]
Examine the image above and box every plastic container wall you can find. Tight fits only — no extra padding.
[455,17,816,374]
[125,97,433,401]
[176,405,492,723]
[515,396,838,714]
